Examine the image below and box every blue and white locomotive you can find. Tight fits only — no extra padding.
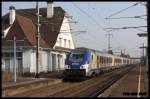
[63,47,132,79]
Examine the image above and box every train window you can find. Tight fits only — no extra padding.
[97,56,99,60]
[109,58,111,63]
[99,56,101,64]
[97,56,99,64]
[110,58,112,63]
[69,53,84,62]
[106,57,108,63]
[103,57,105,64]
[101,56,103,64]
[101,56,102,64]
[100,56,102,64]
[104,57,106,64]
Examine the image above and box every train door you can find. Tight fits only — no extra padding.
[90,54,93,69]
[112,56,115,66]
[100,56,102,67]
[97,56,99,69]
[92,54,97,69]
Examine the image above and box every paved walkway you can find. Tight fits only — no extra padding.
[2,71,63,89]
[99,65,148,98]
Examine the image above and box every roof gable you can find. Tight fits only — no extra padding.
[2,15,32,47]
[2,7,66,48]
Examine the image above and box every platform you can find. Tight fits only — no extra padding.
[99,64,148,98]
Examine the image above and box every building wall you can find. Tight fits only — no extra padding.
[48,52,52,71]
[23,49,32,73]
[54,16,75,49]
[2,16,74,74]
[2,50,22,73]
[2,49,68,73]
[22,49,67,73]
[49,51,67,72]
[40,51,48,73]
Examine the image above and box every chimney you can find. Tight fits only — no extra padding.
[9,6,15,25]
[47,2,53,18]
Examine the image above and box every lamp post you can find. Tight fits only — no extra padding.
[6,36,24,83]
[13,36,16,82]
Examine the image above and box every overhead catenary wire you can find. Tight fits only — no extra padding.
[105,15,147,20]
[134,28,147,32]
[106,2,140,19]
[57,2,107,49]
[69,1,109,47]
[71,2,107,33]
[104,26,147,31]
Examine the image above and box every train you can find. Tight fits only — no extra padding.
[63,47,133,80]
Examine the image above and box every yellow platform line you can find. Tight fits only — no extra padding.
[137,65,141,98]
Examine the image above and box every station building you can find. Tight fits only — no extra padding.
[2,2,75,74]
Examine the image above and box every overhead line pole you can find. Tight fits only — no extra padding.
[35,1,40,78]
[146,1,148,76]
[105,32,113,51]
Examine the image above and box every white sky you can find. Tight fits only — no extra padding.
[2,2,148,57]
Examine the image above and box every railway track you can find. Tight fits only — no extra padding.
[87,66,135,97]
[9,65,136,97]
[50,65,135,97]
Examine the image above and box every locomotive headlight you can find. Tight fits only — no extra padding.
[81,64,89,72]
[65,65,70,69]
[80,65,86,69]
[80,66,84,69]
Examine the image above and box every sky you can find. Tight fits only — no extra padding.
[2,1,147,57]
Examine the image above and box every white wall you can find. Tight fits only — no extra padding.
[22,49,68,73]
[49,51,66,71]
[48,52,52,71]
[2,58,5,70]
[2,26,12,38]
[40,51,48,72]
[60,53,66,70]
[54,16,75,49]
[23,49,32,73]
[10,58,14,72]
[30,50,36,73]
[23,50,51,73]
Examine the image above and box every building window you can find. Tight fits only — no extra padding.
[68,40,71,48]
[2,53,9,57]
[56,38,59,44]
[59,38,62,47]
[64,39,66,47]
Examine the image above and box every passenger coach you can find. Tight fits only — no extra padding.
[63,47,132,79]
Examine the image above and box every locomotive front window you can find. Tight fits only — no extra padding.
[69,53,84,62]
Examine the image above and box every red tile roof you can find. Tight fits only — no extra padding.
[2,7,65,48]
